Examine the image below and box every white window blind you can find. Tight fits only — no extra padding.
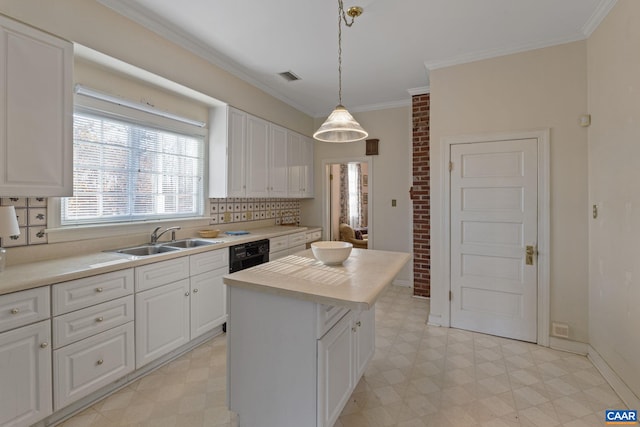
[62,110,205,225]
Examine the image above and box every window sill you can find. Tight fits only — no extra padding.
[46,217,211,244]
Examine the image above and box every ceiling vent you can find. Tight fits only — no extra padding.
[278,71,301,82]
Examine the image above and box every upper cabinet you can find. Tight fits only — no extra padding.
[209,106,314,199]
[0,16,73,197]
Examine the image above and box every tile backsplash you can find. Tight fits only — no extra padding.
[0,197,48,247]
[0,196,300,248]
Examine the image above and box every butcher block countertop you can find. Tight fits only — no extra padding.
[223,248,411,311]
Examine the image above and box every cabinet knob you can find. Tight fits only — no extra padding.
[352,327,357,333]
[97,359,104,365]
[40,342,49,349]
[193,288,198,293]
[96,317,104,322]
[356,321,362,327]
[10,308,19,315]
[185,292,190,296]
[96,287,103,293]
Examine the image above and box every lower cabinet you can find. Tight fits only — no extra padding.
[54,322,134,409]
[190,266,227,339]
[0,320,52,427]
[135,279,190,368]
[317,309,375,427]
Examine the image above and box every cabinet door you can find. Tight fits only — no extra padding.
[354,308,375,380]
[0,320,52,427]
[190,266,227,339]
[0,16,72,196]
[287,131,303,197]
[246,115,270,197]
[302,136,315,197]
[269,124,289,197]
[135,279,190,368]
[317,313,354,427]
[227,108,247,197]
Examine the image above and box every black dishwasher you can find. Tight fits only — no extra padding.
[229,239,270,273]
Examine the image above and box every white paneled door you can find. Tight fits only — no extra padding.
[450,139,538,342]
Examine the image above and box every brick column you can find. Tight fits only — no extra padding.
[412,93,430,297]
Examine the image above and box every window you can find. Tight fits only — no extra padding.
[62,109,205,225]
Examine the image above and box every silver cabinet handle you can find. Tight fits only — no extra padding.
[40,342,49,349]
[356,321,362,327]
[10,308,19,315]
[185,292,190,296]
[96,317,104,322]
[352,327,357,333]
[97,359,104,365]
[193,289,198,293]
[96,287,103,293]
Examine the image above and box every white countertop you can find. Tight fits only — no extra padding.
[0,225,321,296]
[223,249,411,311]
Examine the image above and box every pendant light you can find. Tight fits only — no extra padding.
[313,0,368,143]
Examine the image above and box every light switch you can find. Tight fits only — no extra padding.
[392,199,397,207]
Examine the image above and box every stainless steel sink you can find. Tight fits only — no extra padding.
[162,239,223,249]
[112,245,181,257]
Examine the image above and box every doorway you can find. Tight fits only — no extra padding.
[322,157,373,248]
[441,130,550,345]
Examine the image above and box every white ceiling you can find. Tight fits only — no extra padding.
[98,0,616,118]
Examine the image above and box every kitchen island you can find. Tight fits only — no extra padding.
[223,248,410,427]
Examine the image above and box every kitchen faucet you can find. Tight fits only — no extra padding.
[150,226,181,244]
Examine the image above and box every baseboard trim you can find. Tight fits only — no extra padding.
[392,279,412,287]
[427,313,443,327]
[548,336,588,355]
[588,345,640,410]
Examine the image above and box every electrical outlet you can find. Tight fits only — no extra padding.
[392,199,397,207]
[247,211,253,220]
[224,212,231,222]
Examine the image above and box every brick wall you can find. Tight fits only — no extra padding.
[412,94,430,297]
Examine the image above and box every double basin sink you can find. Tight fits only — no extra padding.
[110,238,224,258]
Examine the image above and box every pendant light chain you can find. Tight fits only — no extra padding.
[337,0,358,106]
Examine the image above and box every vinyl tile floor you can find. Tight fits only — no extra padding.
[58,286,625,427]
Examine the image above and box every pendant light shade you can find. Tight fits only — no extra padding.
[313,1,367,143]
[313,105,368,143]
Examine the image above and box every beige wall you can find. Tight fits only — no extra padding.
[301,106,413,284]
[429,41,590,342]
[0,0,313,135]
[587,0,640,400]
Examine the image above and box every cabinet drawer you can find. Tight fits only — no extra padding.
[0,287,50,333]
[54,322,134,410]
[289,232,307,247]
[53,269,133,315]
[190,248,228,276]
[306,230,322,243]
[53,296,134,349]
[135,257,190,292]
[269,235,288,253]
[316,304,350,339]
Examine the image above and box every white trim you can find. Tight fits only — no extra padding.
[439,129,550,346]
[427,313,443,327]
[588,345,640,409]
[347,99,411,115]
[424,35,585,72]
[321,157,373,249]
[549,337,588,355]
[407,86,430,96]
[582,0,618,37]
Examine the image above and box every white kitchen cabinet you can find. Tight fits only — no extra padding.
[269,124,289,197]
[227,107,247,197]
[354,308,375,380]
[190,266,227,339]
[53,322,134,410]
[0,320,52,427]
[135,279,190,368]
[287,133,315,198]
[317,312,354,427]
[53,269,134,315]
[0,15,73,197]
[246,115,270,197]
[269,231,308,260]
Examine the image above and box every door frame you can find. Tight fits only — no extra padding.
[321,157,373,248]
[437,129,550,346]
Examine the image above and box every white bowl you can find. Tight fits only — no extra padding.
[311,241,353,265]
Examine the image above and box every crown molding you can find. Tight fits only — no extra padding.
[328,99,411,117]
[97,0,316,117]
[582,0,618,37]
[424,33,586,71]
[407,86,430,96]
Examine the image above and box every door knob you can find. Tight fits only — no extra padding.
[526,245,536,265]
